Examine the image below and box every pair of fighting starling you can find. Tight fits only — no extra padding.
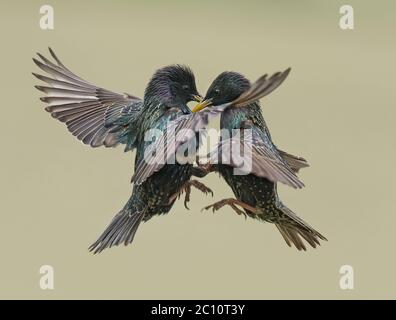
[33,48,327,253]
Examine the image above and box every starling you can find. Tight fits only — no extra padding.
[33,48,212,253]
[131,71,291,185]
[196,70,327,250]
[132,69,327,250]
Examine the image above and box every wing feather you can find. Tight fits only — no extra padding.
[33,48,143,148]
[208,130,305,189]
[131,68,292,184]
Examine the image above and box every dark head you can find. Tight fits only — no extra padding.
[204,71,250,105]
[193,68,291,113]
[144,65,201,114]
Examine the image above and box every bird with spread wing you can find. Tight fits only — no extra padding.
[132,68,327,251]
[33,48,213,253]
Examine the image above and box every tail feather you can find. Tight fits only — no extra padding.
[275,205,327,251]
[89,198,146,254]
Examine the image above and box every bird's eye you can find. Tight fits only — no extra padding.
[182,85,189,91]
[214,89,220,95]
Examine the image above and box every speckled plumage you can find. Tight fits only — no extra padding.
[90,66,212,253]
[204,71,327,250]
[33,49,209,253]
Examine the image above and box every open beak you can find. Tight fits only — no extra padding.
[192,98,213,113]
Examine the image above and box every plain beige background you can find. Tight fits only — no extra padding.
[0,0,395,299]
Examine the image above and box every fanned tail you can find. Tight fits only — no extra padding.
[89,196,146,254]
[274,205,327,251]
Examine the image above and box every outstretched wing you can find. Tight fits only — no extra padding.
[208,127,305,189]
[131,68,291,185]
[33,48,143,148]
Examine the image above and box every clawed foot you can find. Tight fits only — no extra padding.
[202,198,257,218]
[168,180,214,209]
[191,159,216,178]
[199,162,214,174]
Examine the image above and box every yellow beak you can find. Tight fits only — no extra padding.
[192,98,213,113]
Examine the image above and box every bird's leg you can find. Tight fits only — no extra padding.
[203,198,258,217]
[192,157,217,178]
[168,180,214,209]
[191,163,217,178]
[192,155,217,178]
[189,180,214,196]
[191,166,208,178]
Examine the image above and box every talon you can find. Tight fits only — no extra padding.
[201,198,257,217]
[168,180,213,209]
[201,162,213,174]
[183,186,191,210]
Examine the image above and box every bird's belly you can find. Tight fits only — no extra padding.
[142,164,192,217]
[219,165,276,210]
